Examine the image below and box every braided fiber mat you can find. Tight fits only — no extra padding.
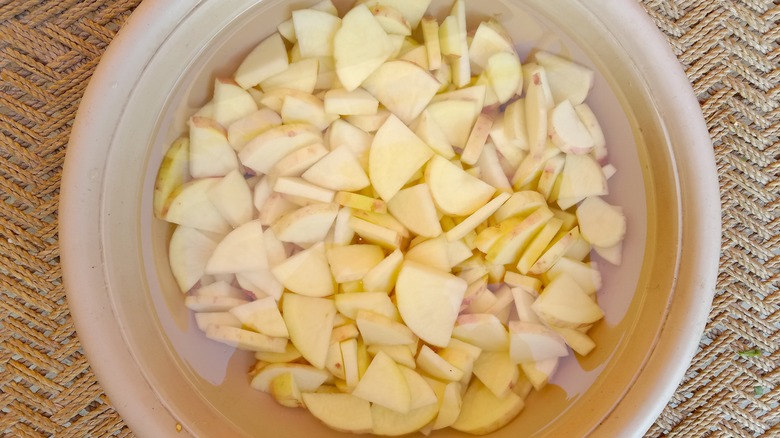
[0,0,778,436]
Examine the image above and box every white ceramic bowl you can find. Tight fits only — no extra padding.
[61,0,720,436]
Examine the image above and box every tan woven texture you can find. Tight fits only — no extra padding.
[0,0,778,436]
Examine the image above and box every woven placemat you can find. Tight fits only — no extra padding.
[1,0,778,436]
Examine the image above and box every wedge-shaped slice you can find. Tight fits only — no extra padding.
[529,226,580,275]
[516,217,563,274]
[277,18,296,42]
[205,325,287,352]
[493,190,547,222]
[272,242,334,297]
[525,70,549,158]
[169,226,220,293]
[576,196,626,247]
[280,93,337,131]
[452,379,524,434]
[282,294,336,369]
[239,123,321,174]
[334,192,385,213]
[164,178,231,233]
[367,345,416,369]
[426,99,479,149]
[519,358,559,391]
[552,326,596,356]
[362,249,404,292]
[207,169,252,228]
[309,0,338,15]
[387,184,441,238]
[478,142,512,191]
[327,119,373,169]
[352,210,409,238]
[330,206,356,246]
[413,110,455,159]
[324,88,378,115]
[257,193,297,226]
[344,107,391,133]
[352,351,410,413]
[227,109,282,151]
[357,310,416,346]
[426,155,496,216]
[188,117,239,179]
[472,351,519,398]
[326,244,384,283]
[369,4,411,35]
[255,343,302,363]
[512,285,542,323]
[508,321,568,363]
[396,261,467,347]
[371,402,439,436]
[194,312,241,332]
[362,60,440,125]
[369,114,434,201]
[271,203,339,244]
[235,33,289,89]
[468,19,514,71]
[532,274,604,328]
[302,146,370,192]
[486,207,554,265]
[417,345,464,381]
[405,235,451,272]
[335,292,398,320]
[259,58,319,94]
[205,220,267,275]
[535,51,594,105]
[269,373,303,408]
[237,270,284,301]
[251,362,330,392]
[446,192,511,242]
[302,393,372,433]
[293,9,341,58]
[448,0,471,87]
[268,142,328,181]
[275,177,335,204]
[452,314,509,352]
[431,381,462,430]
[536,154,566,200]
[340,338,361,388]
[546,257,602,295]
[362,0,431,29]
[212,79,258,127]
[438,338,482,382]
[575,103,607,161]
[229,296,287,337]
[399,366,438,410]
[153,138,189,219]
[558,151,607,202]
[334,4,395,91]
[420,16,441,70]
[594,241,623,265]
[486,51,522,104]
[325,341,346,379]
[461,112,493,166]
[501,99,529,152]
[550,99,595,154]
[349,217,403,250]
[258,88,314,113]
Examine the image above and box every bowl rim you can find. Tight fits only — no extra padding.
[60,0,721,437]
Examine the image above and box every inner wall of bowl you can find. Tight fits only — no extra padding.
[102,0,676,436]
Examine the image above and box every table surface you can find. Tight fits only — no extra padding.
[1,0,778,436]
